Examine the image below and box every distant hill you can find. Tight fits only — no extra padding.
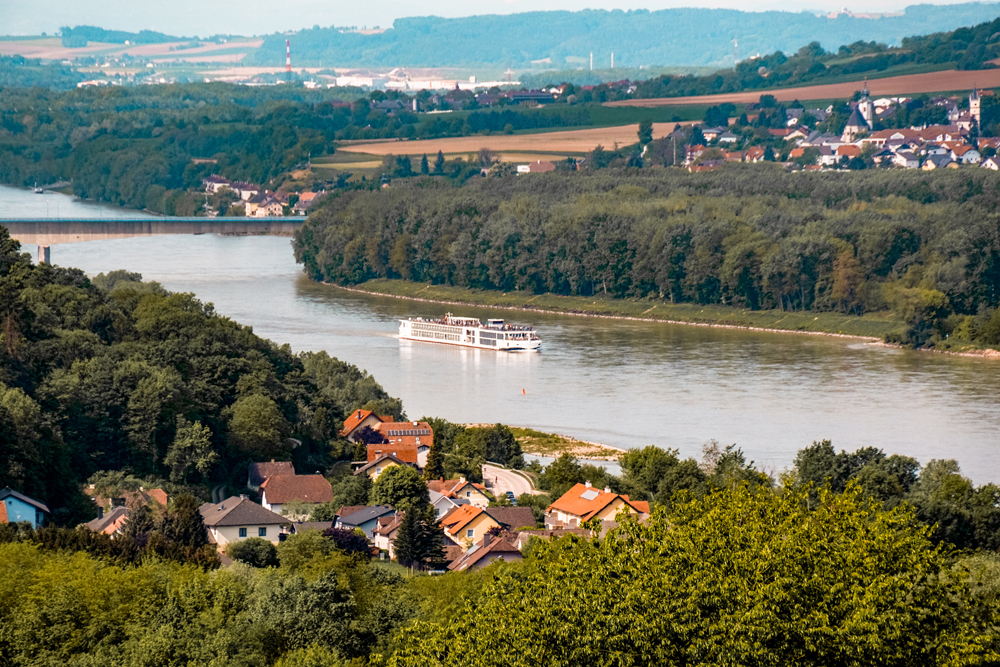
[245,4,1000,69]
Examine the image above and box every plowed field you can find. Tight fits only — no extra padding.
[606,69,1000,107]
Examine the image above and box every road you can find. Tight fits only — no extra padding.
[483,463,537,499]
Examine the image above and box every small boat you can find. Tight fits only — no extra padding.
[399,313,541,351]
[33,183,44,194]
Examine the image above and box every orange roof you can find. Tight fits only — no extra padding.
[342,409,377,436]
[789,147,806,158]
[547,483,643,522]
[952,145,974,156]
[260,475,333,504]
[440,505,491,535]
[630,501,651,514]
[836,145,861,157]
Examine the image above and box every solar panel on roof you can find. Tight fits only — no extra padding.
[581,489,600,501]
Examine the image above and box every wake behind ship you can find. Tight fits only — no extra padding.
[399,313,541,351]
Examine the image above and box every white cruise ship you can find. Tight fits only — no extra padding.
[399,313,541,351]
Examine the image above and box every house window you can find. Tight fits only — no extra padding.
[239,528,247,537]
[259,527,267,537]
[466,529,474,538]
[466,491,471,498]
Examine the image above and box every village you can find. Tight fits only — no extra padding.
[0,411,648,572]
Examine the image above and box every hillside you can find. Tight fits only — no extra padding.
[246,4,1000,68]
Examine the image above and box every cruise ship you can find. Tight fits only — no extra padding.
[399,313,541,351]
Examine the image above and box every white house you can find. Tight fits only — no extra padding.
[260,474,333,519]
[893,151,919,169]
[198,496,289,552]
[982,157,1000,171]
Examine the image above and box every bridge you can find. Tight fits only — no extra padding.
[0,216,307,263]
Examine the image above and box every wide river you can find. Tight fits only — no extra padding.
[4,185,1000,483]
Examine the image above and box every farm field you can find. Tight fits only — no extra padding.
[608,68,1000,107]
[0,37,263,63]
[339,123,677,156]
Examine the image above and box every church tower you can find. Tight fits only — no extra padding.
[857,78,874,126]
[970,87,982,126]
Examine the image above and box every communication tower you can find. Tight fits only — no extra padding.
[286,40,291,74]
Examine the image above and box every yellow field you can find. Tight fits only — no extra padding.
[339,123,680,156]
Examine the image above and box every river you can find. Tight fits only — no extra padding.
[3,185,999,483]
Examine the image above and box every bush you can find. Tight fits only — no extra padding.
[228,537,279,567]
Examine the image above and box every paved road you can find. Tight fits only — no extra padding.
[483,463,536,499]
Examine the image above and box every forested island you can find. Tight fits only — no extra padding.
[294,168,1000,351]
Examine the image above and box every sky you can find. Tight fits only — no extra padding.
[2,0,989,37]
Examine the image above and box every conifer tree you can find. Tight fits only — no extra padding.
[433,150,445,174]
[420,153,430,175]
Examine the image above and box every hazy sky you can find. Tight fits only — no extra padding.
[3,0,988,36]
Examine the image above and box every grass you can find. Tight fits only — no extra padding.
[509,427,622,460]
[345,278,906,340]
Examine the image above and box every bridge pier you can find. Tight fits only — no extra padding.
[38,245,50,264]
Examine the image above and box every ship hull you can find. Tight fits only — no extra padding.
[399,318,541,351]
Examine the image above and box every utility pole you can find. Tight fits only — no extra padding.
[611,52,614,69]
[590,52,593,71]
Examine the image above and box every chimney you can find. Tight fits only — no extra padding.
[483,533,491,547]
[460,476,466,484]
[240,494,246,500]
[585,480,591,488]
[270,459,274,463]
[97,506,104,520]
[604,486,612,494]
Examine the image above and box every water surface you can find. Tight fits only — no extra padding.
[5,185,999,483]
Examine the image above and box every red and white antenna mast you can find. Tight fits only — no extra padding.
[286,39,291,73]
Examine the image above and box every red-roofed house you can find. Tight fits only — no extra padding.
[836,145,862,158]
[247,460,295,491]
[366,420,433,466]
[744,147,766,162]
[448,533,523,571]
[545,482,647,529]
[341,409,395,442]
[440,505,501,550]
[261,474,333,519]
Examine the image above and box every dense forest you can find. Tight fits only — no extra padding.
[0,228,403,525]
[0,84,366,213]
[0,55,85,90]
[295,168,1000,349]
[247,3,1000,68]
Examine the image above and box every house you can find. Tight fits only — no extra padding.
[836,145,862,159]
[981,157,1000,170]
[743,147,766,163]
[230,181,260,201]
[430,489,465,519]
[952,145,981,164]
[516,160,556,174]
[337,505,396,539]
[0,488,49,528]
[893,151,920,169]
[440,505,501,549]
[260,474,333,518]
[483,506,537,530]
[702,127,726,142]
[447,533,523,571]
[86,485,168,513]
[545,482,649,529]
[373,512,402,558]
[922,155,957,170]
[923,143,949,157]
[198,496,289,551]
[428,477,490,508]
[245,192,284,217]
[717,131,738,144]
[689,159,724,172]
[343,409,390,441]
[83,505,130,535]
[354,454,415,481]
[364,420,434,467]
[202,175,233,194]
[293,191,322,214]
[248,460,295,491]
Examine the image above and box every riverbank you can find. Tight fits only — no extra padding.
[328,278,906,341]
[465,424,626,461]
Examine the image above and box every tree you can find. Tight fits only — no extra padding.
[227,394,292,459]
[420,154,429,175]
[434,150,445,174]
[637,119,653,146]
[163,416,217,483]
[423,441,445,481]
[370,465,429,512]
[161,494,208,549]
[321,527,371,556]
[383,485,992,666]
[228,536,278,567]
[477,147,498,168]
[393,507,445,570]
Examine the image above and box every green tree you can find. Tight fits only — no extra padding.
[228,536,279,567]
[637,119,653,146]
[163,416,218,483]
[227,393,292,459]
[384,485,993,666]
[433,150,445,174]
[420,154,430,175]
[370,465,429,512]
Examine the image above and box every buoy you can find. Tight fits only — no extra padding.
[522,388,526,395]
